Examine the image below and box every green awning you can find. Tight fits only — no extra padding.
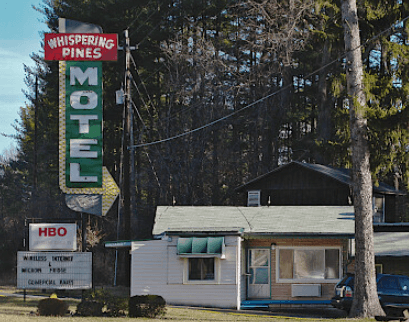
[177,237,225,255]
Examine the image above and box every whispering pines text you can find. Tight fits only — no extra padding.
[44,33,117,61]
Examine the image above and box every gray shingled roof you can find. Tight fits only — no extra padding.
[374,232,409,257]
[153,206,355,237]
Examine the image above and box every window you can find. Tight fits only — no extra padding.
[188,258,215,281]
[184,257,219,284]
[247,249,270,298]
[373,195,385,223]
[248,249,269,284]
[179,237,222,284]
[278,247,341,282]
[248,191,261,207]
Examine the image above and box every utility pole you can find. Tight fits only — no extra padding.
[123,30,137,241]
[117,30,137,285]
[126,30,137,239]
[34,76,38,192]
[341,0,384,318]
[32,75,39,218]
[123,30,131,242]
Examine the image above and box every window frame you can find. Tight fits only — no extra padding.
[373,195,385,223]
[276,246,342,284]
[183,257,221,284]
[247,190,261,207]
[247,248,270,285]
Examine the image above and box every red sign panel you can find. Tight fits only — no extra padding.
[44,33,117,61]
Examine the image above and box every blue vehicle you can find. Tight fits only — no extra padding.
[331,273,409,316]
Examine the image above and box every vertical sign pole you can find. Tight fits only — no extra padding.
[82,212,87,252]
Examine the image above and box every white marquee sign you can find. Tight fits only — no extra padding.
[17,251,92,289]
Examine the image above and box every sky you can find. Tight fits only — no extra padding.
[0,0,44,156]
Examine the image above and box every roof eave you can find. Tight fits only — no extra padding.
[235,162,293,192]
[243,232,355,239]
[164,229,244,237]
[236,161,405,196]
[235,161,352,192]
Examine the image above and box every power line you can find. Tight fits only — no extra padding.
[129,13,409,149]
[129,55,161,123]
[132,86,283,148]
[129,53,212,132]
[129,0,181,46]
[126,0,155,31]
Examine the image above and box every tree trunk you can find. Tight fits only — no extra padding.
[341,0,384,318]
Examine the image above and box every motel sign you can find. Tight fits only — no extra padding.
[65,61,103,188]
[45,33,117,61]
[45,26,119,216]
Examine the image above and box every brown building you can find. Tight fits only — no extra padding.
[236,161,406,224]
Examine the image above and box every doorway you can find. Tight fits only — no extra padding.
[247,248,270,298]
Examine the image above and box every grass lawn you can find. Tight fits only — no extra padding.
[0,288,375,322]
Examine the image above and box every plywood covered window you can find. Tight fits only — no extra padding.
[277,247,341,283]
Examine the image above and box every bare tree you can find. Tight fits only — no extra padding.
[341,0,384,318]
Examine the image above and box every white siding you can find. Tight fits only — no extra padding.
[239,240,247,304]
[131,236,241,309]
[167,245,183,284]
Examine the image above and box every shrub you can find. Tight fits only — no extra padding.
[37,298,68,316]
[75,289,128,317]
[129,295,166,318]
[76,299,104,317]
[75,289,105,316]
[106,296,128,317]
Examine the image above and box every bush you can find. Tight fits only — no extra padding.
[37,298,68,316]
[75,289,106,317]
[129,295,166,318]
[76,299,104,317]
[107,296,128,317]
[75,289,128,317]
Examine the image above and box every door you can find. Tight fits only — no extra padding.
[247,248,270,298]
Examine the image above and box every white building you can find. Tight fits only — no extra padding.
[130,206,355,309]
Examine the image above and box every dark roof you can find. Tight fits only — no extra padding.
[236,161,405,196]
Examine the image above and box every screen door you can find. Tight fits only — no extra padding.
[247,248,270,298]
